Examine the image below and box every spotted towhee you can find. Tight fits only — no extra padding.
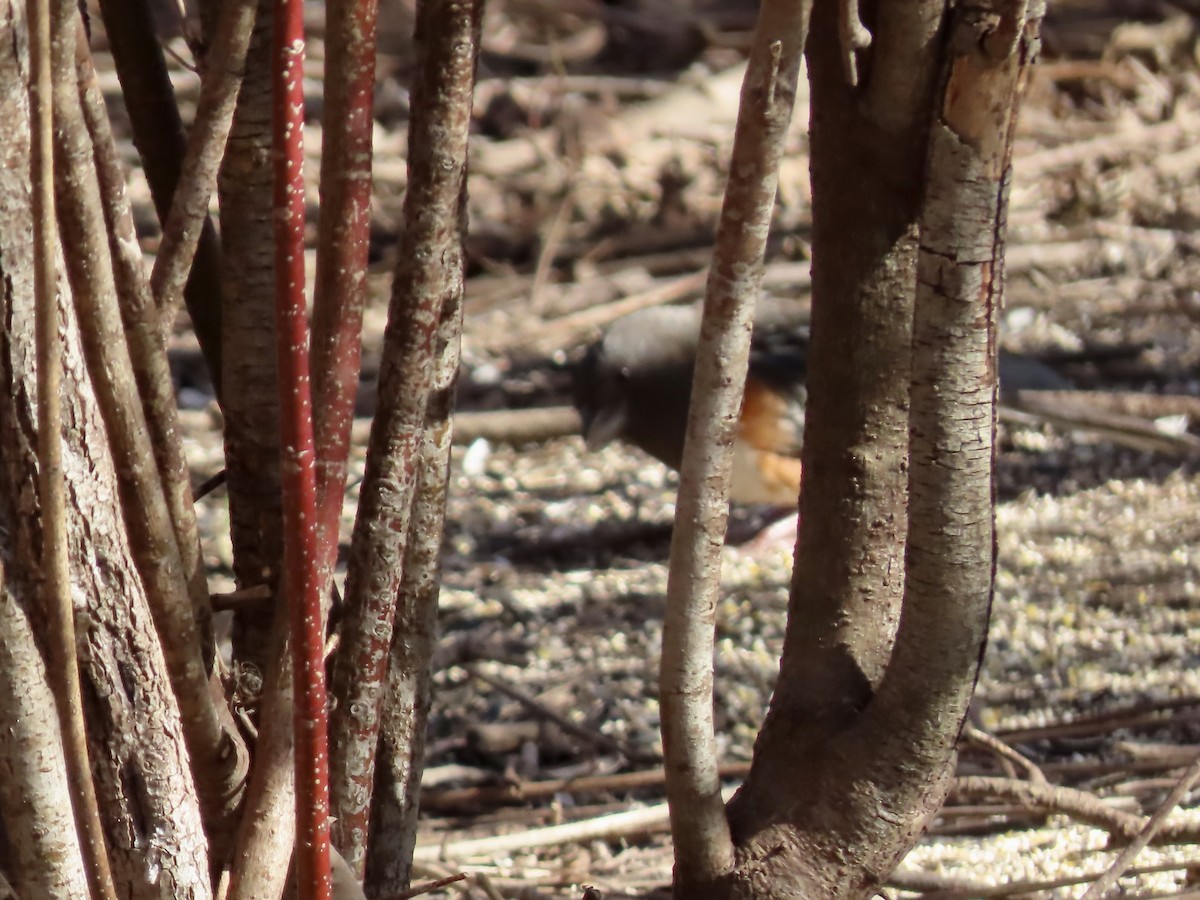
[572,304,1079,505]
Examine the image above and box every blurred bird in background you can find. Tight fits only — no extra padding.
[572,304,1200,509]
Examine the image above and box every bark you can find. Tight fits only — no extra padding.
[0,563,89,899]
[225,623,296,900]
[364,256,465,896]
[219,0,285,670]
[711,0,1040,896]
[0,11,210,894]
[327,0,480,876]
[31,6,116,898]
[151,0,258,327]
[659,1,809,893]
[77,24,222,682]
[858,0,1044,854]
[772,0,944,723]
[270,0,331,892]
[51,3,243,854]
[311,0,378,582]
[95,0,225,393]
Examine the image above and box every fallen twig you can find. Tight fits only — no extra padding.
[1080,751,1200,900]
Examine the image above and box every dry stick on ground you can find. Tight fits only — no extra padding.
[466,666,646,762]
[29,6,114,895]
[270,0,331,894]
[150,0,257,329]
[367,258,470,893]
[50,0,239,852]
[1016,113,1196,179]
[660,0,809,887]
[412,792,1190,897]
[901,862,1196,900]
[962,727,1048,784]
[1079,751,1200,900]
[952,775,1200,843]
[327,0,482,875]
[95,0,225,391]
[519,269,708,355]
[414,795,696,862]
[998,698,1200,745]
[397,873,468,899]
[444,406,583,447]
[421,762,755,813]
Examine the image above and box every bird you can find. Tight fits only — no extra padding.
[571,304,1111,507]
[572,304,807,505]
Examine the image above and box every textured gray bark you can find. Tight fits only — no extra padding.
[705,0,1038,896]
[0,569,89,899]
[0,10,210,894]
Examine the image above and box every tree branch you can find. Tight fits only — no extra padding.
[328,0,481,874]
[660,0,810,891]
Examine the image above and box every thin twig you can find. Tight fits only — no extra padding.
[1079,751,1200,900]
[396,873,468,899]
[468,666,649,762]
[151,0,257,327]
[963,726,1048,784]
[29,2,116,894]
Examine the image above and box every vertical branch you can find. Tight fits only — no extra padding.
[94,0,225,393]
[50,0,238,849]
[225,624,297,899]
[328,0,481,876]
[29,0,115,894]
[365,246,467,894]
[76,25,225,674]
[659,0,809,890]
[272,0,331,895]
[872,0,1042,738]
[311,0,378,578]
[151,0,258,325]
[218,0,284,672]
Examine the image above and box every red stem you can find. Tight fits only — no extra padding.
[272,0,331,896]
[312,0,378,582]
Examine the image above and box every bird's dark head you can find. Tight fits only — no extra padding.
[572,305,701,467]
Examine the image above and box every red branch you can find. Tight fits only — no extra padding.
[271,0,330,895]
[311,0,378,587]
